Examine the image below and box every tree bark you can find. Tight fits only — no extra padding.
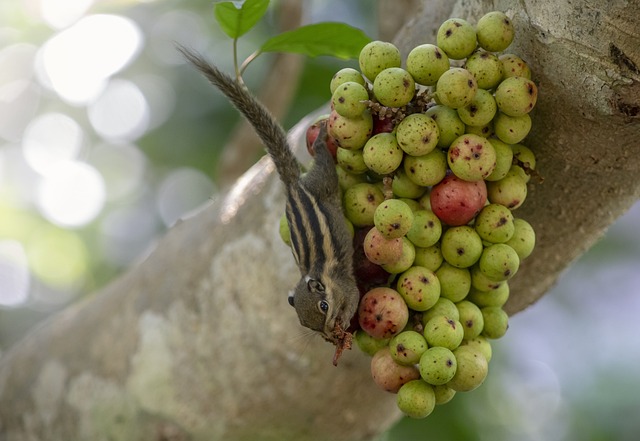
[1,0,638,440]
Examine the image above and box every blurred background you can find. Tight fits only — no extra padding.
[0,0,638,439]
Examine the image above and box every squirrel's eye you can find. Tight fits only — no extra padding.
[307,278,325,293]
[318,299,329,313]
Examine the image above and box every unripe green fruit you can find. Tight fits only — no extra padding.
[468,282,510,308]
[406,44,450,86]
[448,134,497,181]
[359,287,409,339]
[392,169,427,199]
[423,315,464,350]
[279,213,291,246]
[337,147,368,174]
[355,330,390,356]
[435,68,478,109]
[403,149,448,187]
[414,244,444,272]
[381,237,416,274]
[336,165,367,190]
[390,330,429,365]
[478,243,520,281]
[359,40,402,81]
[396,113,440,156]
[363,226,403,265]
[331,81,370,118]
[481,306,509,339]
[437,18,477,60]
[433,384,456,405]
[397,265,441,311]
[406,209,442,248]
[465,122,494,138]
[485,137,514,181]
[421,297,459,326]
[425,105,466,148]
[505,218,535,260]
[330,67,366,94]
[493,112,531,144]
[441,225,484,268]
[399,198,424,212]
[371,347,421,393]
[500,53,532,80]
[397,380,436,418]
[363,132,404,175]
[457,89,497,127]
[447,346,489,392]
[460,336,492,362]
[486,165,528,209]
[343,182,385,226]
[512,143,536,181]
[417,191,432,210]
[344,217,355,238]
[495,76,538,117]
[456,300,485,340]
[475,203,515,243]
[373,67,416,108]
[470,265,504,291]
[374,199,414,239]
[464,50,504,89]
[435,262,471,302]
[420,346,457,385]
[476,11,515,52]
[328,110,373,149]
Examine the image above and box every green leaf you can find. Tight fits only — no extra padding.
[214,0,270,39]
[259,22,372,59]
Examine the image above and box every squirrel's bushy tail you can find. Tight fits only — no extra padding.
[178,46,300,185]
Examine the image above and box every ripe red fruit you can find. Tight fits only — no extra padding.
[373,115,395,134]
[358,287,409,339]
[352,227,390,294]
[306,118,338,160]
[370,347,420,393]
[430,173,487,226]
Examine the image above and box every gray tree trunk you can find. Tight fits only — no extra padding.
[1,0,638,440]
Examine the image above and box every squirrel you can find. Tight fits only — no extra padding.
[178,46,359,361]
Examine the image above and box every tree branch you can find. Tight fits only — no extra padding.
[1,1,639,440]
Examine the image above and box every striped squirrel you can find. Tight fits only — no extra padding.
[179,47,359,362]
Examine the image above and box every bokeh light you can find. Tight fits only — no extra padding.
[37,14,143,104]
[0,240,30,307]
[26,225,88,292]
[0,145,41,206]
[22,112,84,176]
[0,43,40,143]
[89,142,147,202]
[87,78,150,141]
[35,160,106,227]
[134,74,176,131]
[39,0,95,30]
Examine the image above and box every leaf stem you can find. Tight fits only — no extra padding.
[239,49,262,77]
[233,37,242,83]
